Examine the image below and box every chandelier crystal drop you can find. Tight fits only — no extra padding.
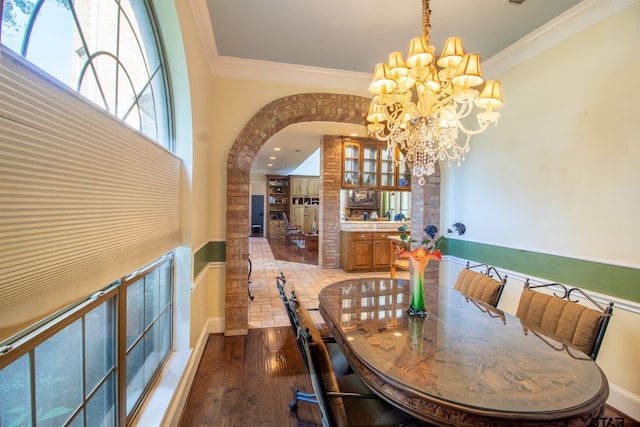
[366,0,504,185]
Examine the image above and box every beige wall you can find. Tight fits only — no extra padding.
[444,3,640,267]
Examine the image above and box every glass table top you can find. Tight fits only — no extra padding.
[318,277,607,414]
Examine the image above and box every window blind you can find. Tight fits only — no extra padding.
[0,48,181,341]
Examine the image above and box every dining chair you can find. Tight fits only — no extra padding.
[453,262,507,307]
[389,239,409,278]
[288,290,424,427]
[282,212,304,247]
[276,274,351,377]
[515,280,614,360]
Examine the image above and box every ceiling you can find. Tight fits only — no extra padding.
[201,0,586,175]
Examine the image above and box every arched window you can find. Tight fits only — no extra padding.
[1,0,173,150]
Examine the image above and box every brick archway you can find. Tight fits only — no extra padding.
[224,92,440,336]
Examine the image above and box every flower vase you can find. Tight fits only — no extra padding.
[407,255,438,318]
[408,317,425,350]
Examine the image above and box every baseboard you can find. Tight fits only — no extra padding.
[608,383,640,422]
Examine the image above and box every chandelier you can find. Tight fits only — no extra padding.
[366,0,504,185]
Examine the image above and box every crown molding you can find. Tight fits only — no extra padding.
[483,0,638,76]
[210,55,371,92]
[188,0,637,90]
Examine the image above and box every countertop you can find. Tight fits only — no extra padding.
[340,221,407,232]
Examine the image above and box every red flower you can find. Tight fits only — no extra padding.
[400,247,442,261]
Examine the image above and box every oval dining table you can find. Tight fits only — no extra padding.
[317,277,608,426]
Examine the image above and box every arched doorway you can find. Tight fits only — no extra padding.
[224,92,440,335]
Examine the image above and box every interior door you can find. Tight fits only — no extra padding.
[251,195,264,235]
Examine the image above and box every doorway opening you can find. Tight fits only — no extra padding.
[250,195,264,237]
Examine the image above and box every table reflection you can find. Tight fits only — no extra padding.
[319,278,608,423]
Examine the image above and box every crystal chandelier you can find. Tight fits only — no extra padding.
[366,0,504,185]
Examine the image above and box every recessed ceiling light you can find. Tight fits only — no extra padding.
[273,147,281,151]
[350,133,358,137]
[269,156,276,160]
[267,163,273,167]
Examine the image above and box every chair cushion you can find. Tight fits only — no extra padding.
[295,299,350,425]
[295,297,351,376]
[392,260,409,270]
[516,288,604,355]
[454,269,503,306]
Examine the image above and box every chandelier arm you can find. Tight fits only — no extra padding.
[456,118,491,136]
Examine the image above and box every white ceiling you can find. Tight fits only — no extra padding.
[198,0,589,175]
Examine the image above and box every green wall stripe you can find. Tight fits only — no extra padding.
[446,239,640,303]
[193,241,226,279]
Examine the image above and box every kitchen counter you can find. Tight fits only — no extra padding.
[340,221,408,232]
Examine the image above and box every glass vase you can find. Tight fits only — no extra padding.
[407,255,438,318]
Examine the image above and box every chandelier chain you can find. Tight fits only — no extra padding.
[422,0,431,39]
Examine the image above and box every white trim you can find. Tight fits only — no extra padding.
[608,383,640,422]
[187,0,637,91]
[483,0,638,76]
[133,349,191,427]
[444,255,640,315]
[192,239,209,255]
[210,56,370,91]
[187,0,219,75]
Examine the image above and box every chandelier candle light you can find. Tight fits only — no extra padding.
[366,0,504,185]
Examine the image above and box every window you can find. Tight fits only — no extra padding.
[0,0,173,149]
[123,257,173,416]
[0,253,173,426]
[0,292,117,427]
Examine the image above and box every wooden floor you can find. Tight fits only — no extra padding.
[178,326,635,427]
[267,237,318,265]
[178,326,322,427]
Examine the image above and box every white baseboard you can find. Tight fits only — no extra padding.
[608,383,640,421]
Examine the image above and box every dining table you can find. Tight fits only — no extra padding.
[318,277,609,426]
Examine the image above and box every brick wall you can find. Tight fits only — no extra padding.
[224,92,440,335]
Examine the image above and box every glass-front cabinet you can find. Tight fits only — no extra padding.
[343,142,360,186]
[343,138,410,191]
[361,143,378,187]
[397,150,411,189]
[380,147,395,189]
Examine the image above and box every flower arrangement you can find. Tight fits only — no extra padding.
[398,222,466,261]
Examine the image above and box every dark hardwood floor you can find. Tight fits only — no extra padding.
[267,237,318,265]
[178,327,636,427]
[178,327,322,427]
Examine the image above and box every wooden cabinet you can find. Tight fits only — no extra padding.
[372,233,394,269]
[343,142,360,187]
[268,220,285,238]
[342,140,378,188]
[289,175,320,234]
[266,175,289,238]
[290,175,320,198]
[342,138,410,190]
[341,231,399,272]
[396,150,412,189]
[291,204,318,234]
[341,232,372,271]
[307,178,320,197]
